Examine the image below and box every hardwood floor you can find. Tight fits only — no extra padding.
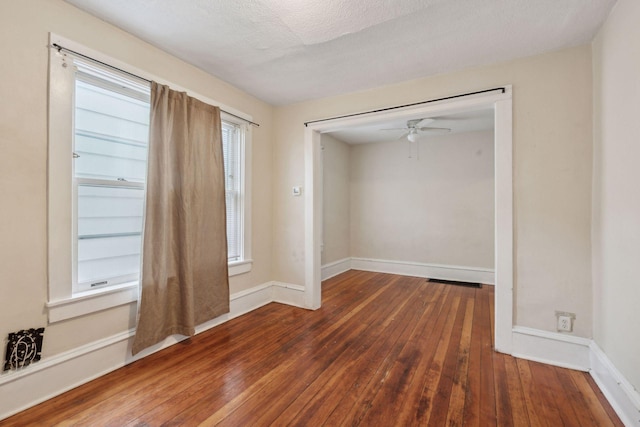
[2,271,622,426]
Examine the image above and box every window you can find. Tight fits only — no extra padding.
[223,121,242,262]
[47,35,253,322]
[73,59,150,293]
[221,116,252,275]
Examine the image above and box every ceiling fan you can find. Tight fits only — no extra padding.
[381,118,451,142]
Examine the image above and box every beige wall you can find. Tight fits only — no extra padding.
[0,0,273,357]
[321,134,351,265]
[349,130,494,268]
[592,0,640,392]
[274,45,593,337]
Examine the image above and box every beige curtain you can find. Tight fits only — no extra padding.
[132,82,229,355]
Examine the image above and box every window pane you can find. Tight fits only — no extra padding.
[226,191,240,261]
[77,184,144,287]
[74,79,149,182]
[77,236,141,285]
[222,122,241,261]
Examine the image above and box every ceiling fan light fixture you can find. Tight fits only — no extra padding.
[407,130,419,142]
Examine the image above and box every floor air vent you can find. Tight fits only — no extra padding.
[4,328,45,371]
[427,278,482,288]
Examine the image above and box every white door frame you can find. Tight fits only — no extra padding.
[304,86,514,354]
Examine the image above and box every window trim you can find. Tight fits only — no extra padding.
[47,33,254,323]
[222,112,253,276]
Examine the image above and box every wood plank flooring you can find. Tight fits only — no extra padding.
[2,270,623,426]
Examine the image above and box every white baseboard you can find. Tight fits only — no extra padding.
[512,326,591,371]
[321,258,352,280]
[589,342,640,426]
[350,257,495,285]
[0,280,305,421]
[272,282,306,308]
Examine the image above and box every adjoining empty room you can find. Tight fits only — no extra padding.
[321,108,496,288]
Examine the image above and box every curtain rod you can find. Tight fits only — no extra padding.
[303,87,506,127]
[52,43,260,127]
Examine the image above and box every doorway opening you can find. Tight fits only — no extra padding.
[304,87,513,353]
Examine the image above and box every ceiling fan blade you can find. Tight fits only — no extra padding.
[379,128,408,131]
[413,118,435,128]
[397,132,409,140]
[418,127,451,133]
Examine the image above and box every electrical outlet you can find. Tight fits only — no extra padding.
[555,311,575,332]
[558,316,572,331]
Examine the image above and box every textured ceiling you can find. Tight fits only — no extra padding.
[328,109,495,145]
[64,0,616,106]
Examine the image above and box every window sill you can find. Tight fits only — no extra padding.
[47,261,252,323]
[46,259,253,324]
[229,259,253,276]
[46,282,138,323]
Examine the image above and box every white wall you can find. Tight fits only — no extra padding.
[592,0,640,394]
[274,45,593,337]
[321,134,351,265]
[0,0,273,360]
[349,130,494,269]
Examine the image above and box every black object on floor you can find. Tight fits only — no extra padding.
[427,278,482,288]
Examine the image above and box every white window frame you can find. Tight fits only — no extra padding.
[72,60,150,294]
[46,34,253,322]
[222,114,253,276]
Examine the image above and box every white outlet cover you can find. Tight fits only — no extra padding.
[558,315,572,331]
[555,310,576,333]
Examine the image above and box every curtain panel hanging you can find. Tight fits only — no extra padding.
[132,82,229,355]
